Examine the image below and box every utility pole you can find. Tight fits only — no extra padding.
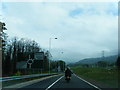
[102,50,105,61]
[102,50,104,58]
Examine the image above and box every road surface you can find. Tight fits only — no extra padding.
[15,74,101,90]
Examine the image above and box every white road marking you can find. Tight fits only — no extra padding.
[45,76,64,90]
[4,75,59,88]
[74,74,102,90]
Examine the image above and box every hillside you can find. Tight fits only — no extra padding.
[73,55,118,65]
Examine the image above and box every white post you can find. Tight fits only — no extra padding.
[29,64,32,69]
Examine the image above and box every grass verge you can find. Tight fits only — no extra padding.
[71,66,118,88]
[2,74,58,88]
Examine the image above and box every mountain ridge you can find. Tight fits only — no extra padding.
[72,55,118,65]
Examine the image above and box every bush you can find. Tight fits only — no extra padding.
[14,71,21,76]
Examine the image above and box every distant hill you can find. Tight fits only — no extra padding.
[72,55,118,65]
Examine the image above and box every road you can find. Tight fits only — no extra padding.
[16,74,101,90]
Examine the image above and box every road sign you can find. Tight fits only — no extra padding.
[34,52,44,60]
[27,59,34,64]
[27,59,34,69]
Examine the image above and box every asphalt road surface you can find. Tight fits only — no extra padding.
[17,74,101,90]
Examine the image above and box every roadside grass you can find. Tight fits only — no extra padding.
[2,71,58,77]
[2,75,49,87]
[2,73,59,87]
[71,66,118,88]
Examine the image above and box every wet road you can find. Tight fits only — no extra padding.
[17,74,101,90]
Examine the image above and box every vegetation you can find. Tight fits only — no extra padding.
[2,74,56,87]
[71,66,118,88]
[2,37,44,75]
[51,60,65,72]
[1,22,66,76]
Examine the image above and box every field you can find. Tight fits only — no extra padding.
[71,66,119,88]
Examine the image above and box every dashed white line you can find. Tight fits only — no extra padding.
[74,74,102,90]
[45,76,64,90]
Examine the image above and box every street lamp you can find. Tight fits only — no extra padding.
[49,38,57,74]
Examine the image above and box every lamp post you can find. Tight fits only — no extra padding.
[49,38,57,74]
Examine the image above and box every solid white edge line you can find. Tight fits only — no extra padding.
[74,74,102,90]
[45,76,64,90]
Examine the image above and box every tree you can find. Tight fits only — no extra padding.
[0,22,7,52]
[56,60,66,71]
[82,64,89,67]
[0,22,8,75]
[0,22,7,32]
[11,37,18,73]
[97,61,108,67]
[116,56,120,69]
[1,30,52,75]
[43,51,49,71]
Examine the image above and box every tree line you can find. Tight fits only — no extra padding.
[0,22,66,76]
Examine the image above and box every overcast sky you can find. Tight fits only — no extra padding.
[1,2,118,63]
